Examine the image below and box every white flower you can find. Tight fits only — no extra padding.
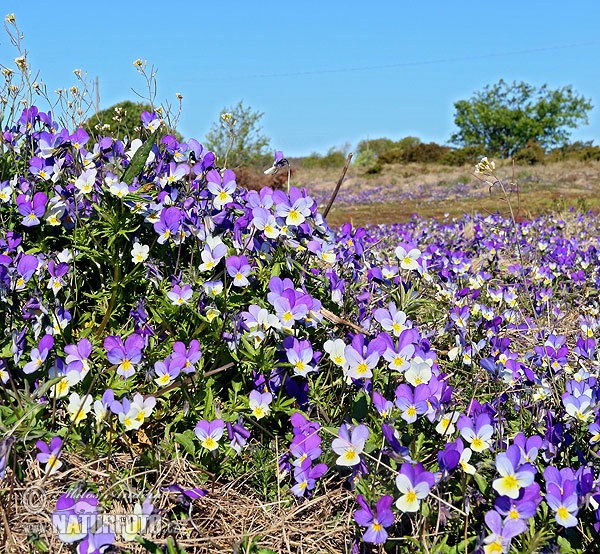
[66,392,93,423]
[131,242,149,263]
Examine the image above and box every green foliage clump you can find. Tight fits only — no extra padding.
[379,142,450,164]
[85,100,183,143]
[301,146,347,169]
[440,145,487,166]
[451,79,593,158]
[204,100,271,168]
[513,141,546,165]
[547,141,600,162]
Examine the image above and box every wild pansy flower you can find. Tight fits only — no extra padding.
[354,494,394,544]
[141,110,161,131]
[251,206,280,239]
[0,180,12,203]
[93,389,115,426]
[66,392,93,423]
[17,191,48,226]
[395,462,435,512]
[206,168,236,210]
[14,253,38,290]
[203,279,223,297]
[264,150,288,175]
[395,242,422,272]
[404,357,432,386]
[23,333,53,374]
[48,361,81,399]
[153,206,181,244]
[285,337,316,377]
[382,329,418,373]
[194,419,224,451]
[494,482,541,524]
[74,168,97,195]
[36,436,63,475]
[374,303,411,337]
[457,413,494,453]
[249,390,272,419]
[323,338,349,372]
[112,393,156,431]
[492,445,536,499]
[226,255,251,287]
[153,356,181,387]
[289,456,327,497]
[167,283,193,305]
[52,491,98,543]
[435,410,461,437]
[171,340,201,374]
[482,509,526,554]
[198,235,228,272]
[65,338,92,379]
[344,334,382,381]
[372,391,394,418]
[131,242,149,263]
[331,423,369,467]
[47,259,69,295]
[104,334,144,378]
[394,383,429,424]
[226,419,251,454]
[273,188,312,227]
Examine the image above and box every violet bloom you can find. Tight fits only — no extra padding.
[171,340,201,374]
[395,383,429,424]
[17,191,48,226]
[354,494,394,544]
[52,491,98,543]
[0,436,15,478]
[249,390,272,419]
[198,235,228,272]
[395,462,435,512]
[264,150,288,175]
[374,303,411,337]
[226,255,251,287]
[36,436,63,475]
[153,356,182,387]
[251,207,280,239]
[273,188,312,226]
[23,334,54,374]
[344,334,382,381]
[167,283,193,305]
[15,253,38,290]
[64,338,93,378]
[104,334,144,378]
[206,168,236,209]
[194,419,224,451]
[372,391,394,418]
[482,509,527,553]
[291,459,327,497]
[153,206,181,244]
[331,423,369,467]
[226,419,251,454]
[492,445,536,499]
[457,413,494,453]
[285,338,316,377]
[544,466,579,527]
[494,482,541,523]
[290,432,322,466]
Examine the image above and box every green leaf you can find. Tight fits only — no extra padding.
[135,536,163,553]
[174,430,197,456]
[121,129,159,185]
[473,472,488,494]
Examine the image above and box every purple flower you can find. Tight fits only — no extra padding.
[194,419,224,451]
[226,255,251,287]
[354,494,394,544]
[206,168,236,209]
[15,253,38,290]
[226,419,251,454]
[482,509,527,553]
[167,283,193,305]
[104,334,144,378]
[17,191,47,226]
[77,526,115,554]
[64,338,92,377]
[249,390,272,419]
[331,423,369,467]
[0,436,15,478]
[36,436,63,475]
[153,206,181,244]
[394,383,429,424]
[290,459,327,497]
[171,340,201,374]
[492,445,536,499]
[153,356,182,387]
[395,462,435,512]
[23,334,54,374]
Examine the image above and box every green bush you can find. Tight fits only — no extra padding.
[512,141,546,165]
[440,145,487,166]
[379,142,451,164]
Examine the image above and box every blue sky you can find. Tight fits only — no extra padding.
[1,1,599,157]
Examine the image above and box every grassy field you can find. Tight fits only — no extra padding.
[289,159,600,226]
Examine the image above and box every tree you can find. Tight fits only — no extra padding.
[204,100,271,168]
[450,79,593,158]
[85,100,183,143]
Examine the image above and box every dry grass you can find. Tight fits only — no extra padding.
[1,449,356,554]
[290,160,600,227]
